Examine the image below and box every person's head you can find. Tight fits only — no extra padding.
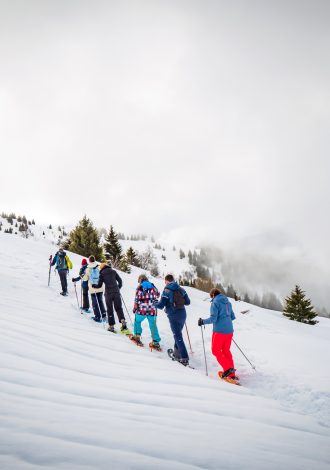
[165,274,174,285]
[138,274,148,284]
[81,258,87,266]
[209,288,221,299]
[58,247,64,253]
[89,255,95,263]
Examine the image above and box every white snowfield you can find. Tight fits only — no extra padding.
[0,233,329,470]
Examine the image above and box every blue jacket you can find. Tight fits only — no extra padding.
[203,293,235,334]
[72,265,88,289]
[155,282,190,315]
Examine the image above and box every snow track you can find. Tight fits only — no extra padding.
[0,234,329,469]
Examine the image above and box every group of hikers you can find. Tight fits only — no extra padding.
[50,247,238,382]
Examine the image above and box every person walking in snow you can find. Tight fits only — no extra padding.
[84,255,106,322]
[72,258,90,312]
[51,247,72,296]
[92,261,127,332]
[198,288,238,381]
[131,274,161,349]
[155,274,190,365]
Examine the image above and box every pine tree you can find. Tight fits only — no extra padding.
[64,215,103,259]
[104,226,123,267]
[179,249,185,259]
[126,246,139,267]
[283,285,318,325]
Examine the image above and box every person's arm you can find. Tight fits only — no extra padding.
[116,272,122,289]
[202,301,218,325]
[182,289,190,306]
[230,303,236,321]
[51,254,57,267]
[154,289,170,310]
[72,276,81,282]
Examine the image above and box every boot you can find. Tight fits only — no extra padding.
[149,341,162,351]
[120,319,128,331]
[107,325,116,333]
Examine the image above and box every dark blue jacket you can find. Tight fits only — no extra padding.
[155,282,190,315]
[203,293,235,334]
[73,265,88,289]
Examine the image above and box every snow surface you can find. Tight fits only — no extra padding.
[0,232,329,469]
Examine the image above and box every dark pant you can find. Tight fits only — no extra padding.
[105,292,125,325]
[91,292,106,320]
[58,270,68,293]
[167,310,189,360]
[82,287,90,310]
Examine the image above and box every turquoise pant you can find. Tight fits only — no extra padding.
[134,314,161,343]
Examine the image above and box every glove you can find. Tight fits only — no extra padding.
[198,318,204,327]
[72,278,76,283]
[92,284,98,289]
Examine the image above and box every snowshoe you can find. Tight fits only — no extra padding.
[167,349,194,368]
[107,325,117,333]
[60,291,68,296]
[218,370,241,386]
[92,316,101,323]
[128,334,144,347]
[120,320,131,336]
[149,341,162,352]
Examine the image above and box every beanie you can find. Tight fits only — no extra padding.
[81,258,87,266]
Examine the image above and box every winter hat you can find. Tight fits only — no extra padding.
[81,258,87,266]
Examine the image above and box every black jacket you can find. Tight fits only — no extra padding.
[95,265,122,294]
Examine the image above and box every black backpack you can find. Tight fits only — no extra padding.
[172,288,186,309]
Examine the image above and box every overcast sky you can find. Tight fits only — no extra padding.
[1,1,329,305]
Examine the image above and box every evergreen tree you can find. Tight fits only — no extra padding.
[104,225,123,266]
[243,293,251,303]
[126,246,139,267]
[283,285,318,325]
[64,215,103,259]
[179,249,185,259]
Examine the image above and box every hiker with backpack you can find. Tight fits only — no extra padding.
[154,274,190,365]
[84,255,106,322]
[130,274,161,349]
[92,262,128,333]
[72,258,90,312]
[198,287,238,381]
[51,247,73,296]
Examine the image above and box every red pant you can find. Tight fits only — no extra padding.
[211,332,235,376]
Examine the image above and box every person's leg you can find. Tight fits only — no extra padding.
[168,312,188,360]
[105,293,115,325]
[222,333,235,376]
[212,332,234,374]
[97,292,106,318]
[147,315,161,343]
[113,293,125,323]
[82,287,89,310]
[134,314,144,336]
[59,271,67,293]
[91,294,100,320]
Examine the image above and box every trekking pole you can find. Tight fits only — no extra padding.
[48,255,52,286]
[233,339,256,371]
[185,322,193,354]
[200,325,208,376]
[120,293,134,327]
[73,282,80,310]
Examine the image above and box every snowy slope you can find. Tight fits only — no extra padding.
[0,233,329,470]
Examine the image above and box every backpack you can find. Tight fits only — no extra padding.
[65,256,73,269]
[89,265,100,285]
[56,253,67,270]
[172,288,186,310]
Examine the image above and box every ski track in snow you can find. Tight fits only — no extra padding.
[0,234,329,469]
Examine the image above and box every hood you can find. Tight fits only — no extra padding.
[141,281,154,290]
[99,263,110,272]
[166,281,180,291]
[88,261,99,269]
[212,293,229,305]
[58,251,66,257]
